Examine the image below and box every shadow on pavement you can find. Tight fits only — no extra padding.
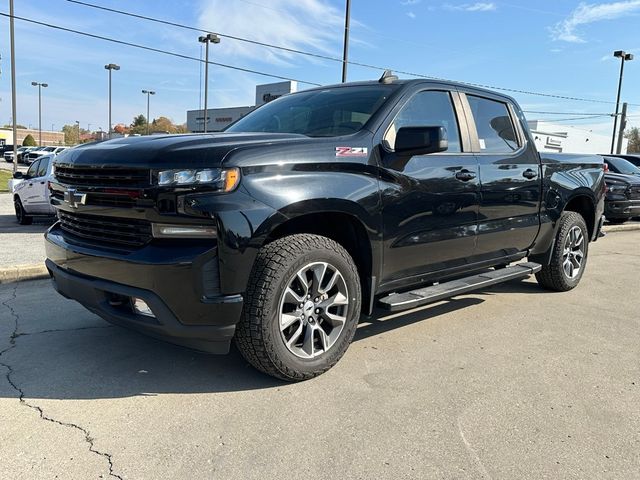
[1,292,488,399]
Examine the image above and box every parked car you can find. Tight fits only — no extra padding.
[45,74,605,380]
[22,146,67,165]
[11,154,56,225]
[0,143,15,156]
[601,153,640,168]
[4,146,36,163]
[602,157,640,224]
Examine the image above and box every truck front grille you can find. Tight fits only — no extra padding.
[58,211,152,247]
[629,186,640,200]
[55,165,150,187]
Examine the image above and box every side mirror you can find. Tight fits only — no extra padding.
[13,171,23,179]
[395,126,448,155]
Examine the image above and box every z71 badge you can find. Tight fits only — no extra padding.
[335,147,368,157]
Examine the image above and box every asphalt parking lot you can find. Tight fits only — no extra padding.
[1,231,638,479]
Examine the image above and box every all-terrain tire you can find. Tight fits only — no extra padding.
[235,234,361,381]
[535,211,589,292]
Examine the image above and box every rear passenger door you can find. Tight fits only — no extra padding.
[461,92,541,260]
[378,88,480,289]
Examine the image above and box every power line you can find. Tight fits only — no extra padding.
[523,110,612,116]
[529,114,612,122]
[63,0,639,107]
[0,12,322,86]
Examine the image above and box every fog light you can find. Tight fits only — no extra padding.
[132,298,155,317]
[152,223,217,238]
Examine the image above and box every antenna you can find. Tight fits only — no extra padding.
[378,70,398,84]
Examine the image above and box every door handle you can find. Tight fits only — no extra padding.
[28,183,33,187]
[522,169,538,179]
[40,181,45,185]
[455,170,476,182]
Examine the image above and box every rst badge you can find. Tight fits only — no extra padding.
[335,147,368,157]
[63,188,87,209]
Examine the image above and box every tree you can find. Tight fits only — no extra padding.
[3,124,27,129]
[150,116,188,134]
[625,127,640,153]
[62,124,88,145]
[129,114,147,135]
[22,134,36,146]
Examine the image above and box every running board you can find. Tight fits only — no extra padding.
[378,262,542,312]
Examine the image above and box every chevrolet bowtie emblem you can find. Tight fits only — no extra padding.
[63,188,86,209]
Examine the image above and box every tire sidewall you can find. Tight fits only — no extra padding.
[262,245,361,376]
[557,213,589,288]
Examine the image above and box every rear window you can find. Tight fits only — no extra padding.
[467,95,520,153]
[227,85,399,137]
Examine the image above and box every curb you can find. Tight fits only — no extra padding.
[602,223,640,233]
[0,264,49,284]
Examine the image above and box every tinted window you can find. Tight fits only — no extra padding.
[26,160,40,178]
[467,95,519,153]
[37,157,50,177]
[604,156,640,175]
[386,90,461,153]
[227,85,398,137]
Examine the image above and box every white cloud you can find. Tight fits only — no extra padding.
[197,0,344,66]
[551,1,640,43]
[407,11,417,18]
[446,2,497,12]
[401,0,421,5]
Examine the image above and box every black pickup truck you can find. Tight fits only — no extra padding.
[45,73,605,380]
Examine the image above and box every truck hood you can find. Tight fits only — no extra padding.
[605,172,640,186]
[55,132,311,169]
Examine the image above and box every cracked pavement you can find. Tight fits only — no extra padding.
[0,232,639,479]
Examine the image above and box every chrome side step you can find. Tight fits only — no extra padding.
[378,262,542,312]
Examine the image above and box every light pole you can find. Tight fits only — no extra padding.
[31,81,48,146]
[104,63,120,138]
[142,90,156,135]
[610,50,633,154]
[75,120,80,144]
[9,0,18,173]
[341,0,351,83]
[198,33,220,133]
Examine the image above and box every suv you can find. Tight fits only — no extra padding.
[45,75,605,380]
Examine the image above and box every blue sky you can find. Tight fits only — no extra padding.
[0,0,639,136]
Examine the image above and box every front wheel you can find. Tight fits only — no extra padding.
[14,198,33,225]
[535,211,588,292]
[235,234,361,381]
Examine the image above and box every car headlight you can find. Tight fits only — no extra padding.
[156,167,240,192]
[607,184,628,194]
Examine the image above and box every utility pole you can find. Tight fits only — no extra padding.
[198,33,220,133]
[341,0,351,83]
[9,0,18,173]
[142,90,155,135]
[104,63,120,138]
[610,50,633,154]
[75,120,80,144]
[616,102,628,154]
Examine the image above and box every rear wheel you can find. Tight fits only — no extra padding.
[14,197,33,225]
[535,211,588,292]
[235,234,361,381]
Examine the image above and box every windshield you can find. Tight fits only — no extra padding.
[226,85,398,137]
[606,156,640,175]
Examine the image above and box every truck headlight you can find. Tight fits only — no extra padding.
[607,184,628,194]
[157,168,240,192]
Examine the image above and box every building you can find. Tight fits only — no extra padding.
[187,81,297,132]
[527,120,628,154]
[0,127,65,147]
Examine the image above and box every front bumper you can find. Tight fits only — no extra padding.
[45,223,243,354]
[605,199,640,220]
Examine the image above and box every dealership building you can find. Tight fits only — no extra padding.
[187,81,297,132]
[527,120,627,154]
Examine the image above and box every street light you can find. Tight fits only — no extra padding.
[141,90,156,135]
[104,63,120,138]
[610,50,634,154]
[31,81,48,146]
[75,120,80,144]
[197,33,220,133]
